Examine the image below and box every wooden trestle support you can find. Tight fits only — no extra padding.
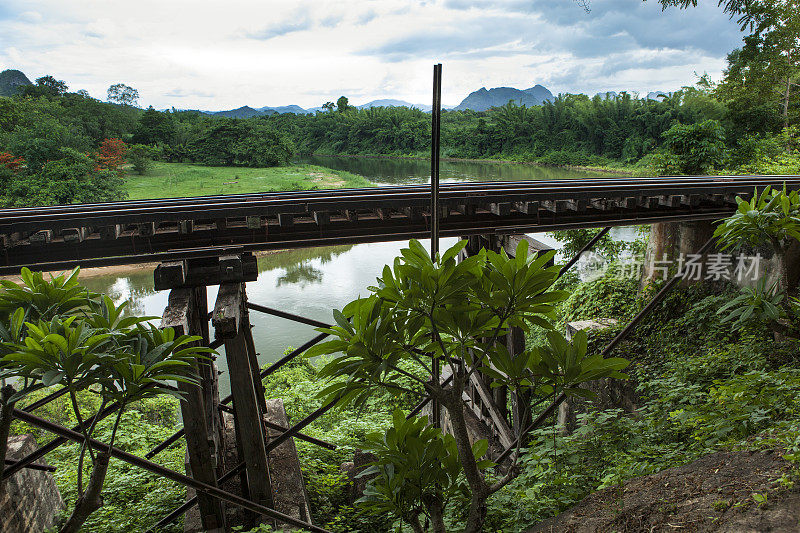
[2,225,721,532]
[152,253,325,532]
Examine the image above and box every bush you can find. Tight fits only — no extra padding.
[653,119,726,175]
[126,143,159,174]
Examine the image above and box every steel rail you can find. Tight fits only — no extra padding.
[1,176,796,230]
[4,458,56,472]
[0,204,736,275]
[0,173,793,220]
[246,302,331,329]
[3,400,126,480]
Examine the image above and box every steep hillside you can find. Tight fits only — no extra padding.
[0,69,33,96]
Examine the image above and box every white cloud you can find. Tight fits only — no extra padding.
[0,0,745,110]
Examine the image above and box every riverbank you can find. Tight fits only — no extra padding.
[125,162,374,200]
[0,249,289,283]
[305,152,639,176]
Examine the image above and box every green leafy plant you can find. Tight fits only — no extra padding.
[714,185,800,295]
[307,239,629,532]
[0,270,211,533]
[357,410,491,533]
[717,277,787,331]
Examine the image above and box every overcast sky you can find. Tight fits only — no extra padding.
[0,0,745,110]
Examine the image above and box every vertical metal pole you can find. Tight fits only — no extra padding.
[430,63,442,259]
[430,63,442,427]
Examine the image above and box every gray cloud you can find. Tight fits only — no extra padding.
[319,14,343,28]
[356,10,378,25]
[248,16,312,40]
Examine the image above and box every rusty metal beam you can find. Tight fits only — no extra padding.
[10,408,331,533]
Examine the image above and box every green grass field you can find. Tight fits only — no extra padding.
[125,162,374,199]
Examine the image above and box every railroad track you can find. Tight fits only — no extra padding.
[0,174,796,273]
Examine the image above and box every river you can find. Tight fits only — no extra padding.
[79,157,635,395]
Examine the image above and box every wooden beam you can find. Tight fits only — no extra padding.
[313,211,330,226]
[154,254,258,290]
[61,228,85,243]
[513,201,539,214]
[455,204,477,216]
[501,234,554,261]
[590,199,612,211]
[489,202,511,216]
[680,194,701,207]
[614,197,637,209]
[563,199,586,211]
[212,283,242,339]
[161,288,226,531]
[639,196,659,209]
[29,230,51,245]
[467,374,514,449]
[139,222,156,236]
[215,283,274,523]
[658,195,681,207]
[403,207,423,222]
[154,261,186,290]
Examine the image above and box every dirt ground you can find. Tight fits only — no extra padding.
[528,450,800,532]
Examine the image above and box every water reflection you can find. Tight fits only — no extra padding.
[296,155,608,185]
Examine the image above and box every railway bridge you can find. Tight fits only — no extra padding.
[3,174,797,532]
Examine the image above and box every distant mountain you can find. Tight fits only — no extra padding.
[358,99,432,112]
[0,69,33,97]
[211,106,265,118]
[454,84,553,112]
[647,90,671,100]
[596,91,619,99]
[257,104,309,114]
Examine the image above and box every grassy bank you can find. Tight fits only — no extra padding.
[125,162,374,200]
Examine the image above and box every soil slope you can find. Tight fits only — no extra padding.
[528,450,799,532]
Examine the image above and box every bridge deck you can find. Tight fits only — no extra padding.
[1,175,797,273]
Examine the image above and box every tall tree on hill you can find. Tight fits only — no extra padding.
[107,83,139,107]
[337,96,350,113]
[21,75,68,98]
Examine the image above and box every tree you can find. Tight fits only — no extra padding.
[653,119,726,175]
[336,96,350,113]
[21,75,68,98]
[322,101,335,112]
[132,107,176,145]
[5,148,126,207]
[95,138,128,172]
[715,2,800,130]
[0,268,211,532]
[233,124,295,167]
[107,83,139,107]
[307,239,629,532]
[126,144,158,174]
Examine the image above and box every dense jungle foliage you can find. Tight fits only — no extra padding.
[1,3,798,208]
